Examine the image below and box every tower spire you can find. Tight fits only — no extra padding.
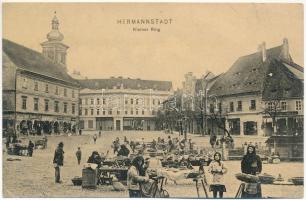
[41,12,69,69]
[52,11,59,30]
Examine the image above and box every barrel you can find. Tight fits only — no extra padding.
[82,168,98,189]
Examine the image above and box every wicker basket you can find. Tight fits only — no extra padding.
[291,177,304,185]
[258,174,275,184]
[71,177,82,186]
[235,173,259,183]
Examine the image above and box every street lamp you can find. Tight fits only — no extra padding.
[205,88,209,135]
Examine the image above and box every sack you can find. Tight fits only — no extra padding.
[112,181,126,191]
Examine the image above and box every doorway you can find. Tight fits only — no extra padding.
[116,120,121,131]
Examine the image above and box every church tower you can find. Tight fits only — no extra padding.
[41,12,69,71]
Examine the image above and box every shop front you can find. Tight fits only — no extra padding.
[15,114,77,135]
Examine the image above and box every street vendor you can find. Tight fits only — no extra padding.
[241,145,262,175]
[87,151,103,168]
[127,156,149,197]
[117,144,130,157]
[240,145,262,198]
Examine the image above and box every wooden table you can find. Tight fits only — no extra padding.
[99,167,128,185]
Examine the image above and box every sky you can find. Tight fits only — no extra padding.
[3,3,304,89]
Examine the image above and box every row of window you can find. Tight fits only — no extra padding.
[22,78,76,98]
[81,98,162,106]
[266,101,302,111]
[225,100,302,113]
[209,100,257,113]
[21,96,76,114]
[81,108,157,116]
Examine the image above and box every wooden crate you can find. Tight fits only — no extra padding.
[82,168,98,189]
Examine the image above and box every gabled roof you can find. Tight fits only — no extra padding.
[209,45,303,98]
[2,39,78,86]
[79,78,172,91]
[262,59,303,100]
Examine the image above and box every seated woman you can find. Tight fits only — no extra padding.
[117,144,130,157]
[87,151,103,168]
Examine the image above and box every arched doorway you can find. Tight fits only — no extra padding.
[20,120,28,135]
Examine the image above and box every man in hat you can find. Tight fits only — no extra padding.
[75,147,82,165]
[53,142,64,183]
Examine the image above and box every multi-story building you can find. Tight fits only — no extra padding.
[78,78,173,131]
[2,15,80,135]
[207,39,303,137]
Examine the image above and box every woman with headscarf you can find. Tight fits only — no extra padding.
[241,145,262,175]
[240,145,262,198]
[117,144,130,157]
[127,156,149,197]
[87,151,102,168]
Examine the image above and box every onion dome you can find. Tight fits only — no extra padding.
[47,14,64,41]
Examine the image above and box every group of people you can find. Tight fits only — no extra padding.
[204,144,262,198]
[51,132,263,199]
[209,131,234,149]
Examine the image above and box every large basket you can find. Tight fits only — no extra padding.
[290,177,304,185]
[258,174,275,184]
[71,176,82,186]
[235,173,259,183]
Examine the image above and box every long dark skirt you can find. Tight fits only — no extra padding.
[129,189,141,198]
[209,184,227,192]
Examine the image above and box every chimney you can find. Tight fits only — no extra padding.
[281,38,290,61]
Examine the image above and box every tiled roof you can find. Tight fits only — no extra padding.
[262,59,303,100]
[2,39,79,86]
[208,45,303,98]
[79,78,172,91]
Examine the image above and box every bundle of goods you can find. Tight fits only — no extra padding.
[7,143,28,156]
[34,139,47,149]
[71,176,82,186]
[258,173,275,184]
[289,177,304,185]
[156,143,167,151]
[186,171,202,179]
[235,173,260,183]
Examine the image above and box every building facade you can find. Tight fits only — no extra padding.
[206,39,303,137]
[2,15,80,135]
[78,78,173,131]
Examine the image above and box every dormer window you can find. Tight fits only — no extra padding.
[251,68,258,72]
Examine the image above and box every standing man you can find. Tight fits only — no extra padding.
[53,142,64,183]
[75,147,82,165]
[28,140,34,157]
[99,126,102,138]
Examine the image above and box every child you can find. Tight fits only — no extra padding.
[93,134,97,144]
[75,147,82,165]
[208,152,227,198]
